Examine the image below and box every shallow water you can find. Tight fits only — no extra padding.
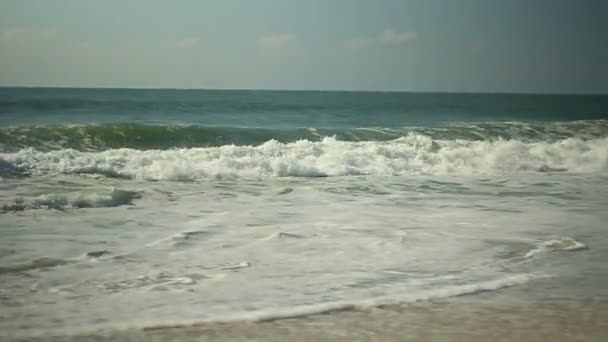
[1,173,607,336]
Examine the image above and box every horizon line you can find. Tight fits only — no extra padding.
[0,85,606,96]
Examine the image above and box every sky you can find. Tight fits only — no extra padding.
[0,0,606,93]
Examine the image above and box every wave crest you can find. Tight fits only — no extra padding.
[1,120,607,152]
[2,135,606,180]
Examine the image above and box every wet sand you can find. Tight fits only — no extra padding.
[8,297,608,342]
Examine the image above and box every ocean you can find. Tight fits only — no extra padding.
[1,88,607,338]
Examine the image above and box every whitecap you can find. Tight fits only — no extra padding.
[4,135,606,181]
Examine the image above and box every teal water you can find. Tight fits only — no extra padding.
[1,87,607,132]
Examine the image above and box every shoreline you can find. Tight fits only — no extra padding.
[7,294,608,342]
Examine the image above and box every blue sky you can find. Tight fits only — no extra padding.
[0,0,606,93]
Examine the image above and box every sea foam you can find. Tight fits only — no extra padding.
[0,188,140,212]
[2,135,606,180]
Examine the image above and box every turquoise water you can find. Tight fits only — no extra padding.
[0,88,607,337]
[1,88,607,151]
[2,88,606,125]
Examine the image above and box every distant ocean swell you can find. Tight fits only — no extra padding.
[1,120,607,152]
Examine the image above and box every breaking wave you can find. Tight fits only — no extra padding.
[2,134,606,180]
[1,120,607,152]
[1,188,140,212]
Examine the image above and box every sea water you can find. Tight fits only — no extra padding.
[1,88,607,337]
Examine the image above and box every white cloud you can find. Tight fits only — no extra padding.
[258,33,295,48]
[344,29,416,51]
[343,37,374,50]
[380,29,416,45]
[176,38,200,49]
[1,27,62,41]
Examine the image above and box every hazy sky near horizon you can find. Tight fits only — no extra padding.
[0,0,606,93]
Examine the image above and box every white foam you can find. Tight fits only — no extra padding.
[9,273,535,338]
[144,228,215,248]
[233,274,535,322]
[110,274,537,332]
[3,135,607,180]
[0,188,139,211]
[262,232,306,240]
[220,261,251,270]
[524,237,588,258]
